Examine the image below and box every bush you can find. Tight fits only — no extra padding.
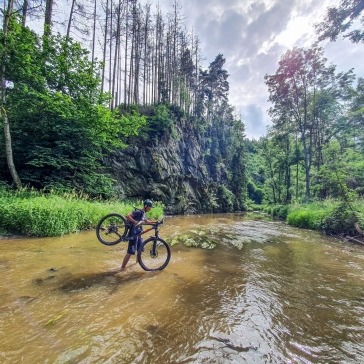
[286,200,337,231]
[322,203,358,235]
[263,205,273,215]
[217,185,235,212]
[271,204,290,219]
[287,210,324,230]
[247,180,264,204]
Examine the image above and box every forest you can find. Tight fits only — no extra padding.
[0,0,363,236]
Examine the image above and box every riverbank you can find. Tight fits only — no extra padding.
[1,186,364,240]
[0,187,163,237]
[249,199,364,243]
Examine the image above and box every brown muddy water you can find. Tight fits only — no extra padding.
[0,213,363,364]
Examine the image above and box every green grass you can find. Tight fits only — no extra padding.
[0,187,164,237]
[252,198,364,235]
[287,199,364,234]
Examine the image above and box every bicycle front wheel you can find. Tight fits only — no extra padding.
[138,237,171,271]
[96,213,128,246]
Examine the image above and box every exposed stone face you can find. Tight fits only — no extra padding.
[105,122,215,215]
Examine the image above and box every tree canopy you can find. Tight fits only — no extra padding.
[316,0,364,43]
[0,18,146,196]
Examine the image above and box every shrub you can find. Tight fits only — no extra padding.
[247,180,264,204]
[287,200,336,231]
[287,210,323,230]
[217,185,235,212]
[271,204,291,219]
[322,203,358,235]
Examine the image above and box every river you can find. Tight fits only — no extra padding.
[1,213,363,363]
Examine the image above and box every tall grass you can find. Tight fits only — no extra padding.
[0,187,164,237]
[287,199,364,234]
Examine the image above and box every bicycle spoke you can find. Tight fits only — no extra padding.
[96,214,128,246]
[138,238,171,271]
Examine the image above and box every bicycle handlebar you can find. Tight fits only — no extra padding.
[135,218,164,227]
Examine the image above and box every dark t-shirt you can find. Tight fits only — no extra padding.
[131,209,146,223]
[130,209,146,237]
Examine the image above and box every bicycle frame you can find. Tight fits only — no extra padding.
[123,221,161,241]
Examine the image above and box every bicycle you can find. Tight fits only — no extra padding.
[96,213,171,271]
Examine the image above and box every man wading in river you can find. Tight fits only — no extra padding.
[121,199,156,270]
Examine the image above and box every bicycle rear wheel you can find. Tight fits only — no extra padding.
[138,237,171,271]
[96,213,128,246]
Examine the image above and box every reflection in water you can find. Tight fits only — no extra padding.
[0,213,363,363]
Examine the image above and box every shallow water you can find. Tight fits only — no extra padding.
[0,213,363,363]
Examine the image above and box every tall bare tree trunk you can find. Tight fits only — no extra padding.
[22,0,28,26]
[133,4,140,104]
[101,0,109,93]
[44,0,54,35]
[1,0,22,188]
[142,4,150,105]
[112,0,121,109]
[124,0,129,106]
[108,0,113,107]
[91,0,97,64]
[66,0,76,39]
[128,28,134,105]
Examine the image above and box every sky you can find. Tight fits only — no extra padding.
[155,0,364,139]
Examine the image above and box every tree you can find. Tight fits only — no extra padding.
[44,0,54,34]
[1,20,146,195]
[200,53,229,122]
[264,46,353,200]
[349,77,364,145]
[0,0,22,188]
[316,0,364,43]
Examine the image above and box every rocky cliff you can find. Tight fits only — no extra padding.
[105,120,218,215]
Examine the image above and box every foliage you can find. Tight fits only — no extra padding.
[0,187,163,237]
[322,203,358,235]
[287,206,327,230]
[271,204,291,220]
[316,0,364,43]
[284,199,363,233]
[264,46,355,201]
[216,185,235,212]
[0,20,145,197]
[247,180,264,205]
[139,104,175,138]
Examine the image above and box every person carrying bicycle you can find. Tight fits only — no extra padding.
[121,199,155,270]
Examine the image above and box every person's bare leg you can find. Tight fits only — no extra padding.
[121,253,132,270]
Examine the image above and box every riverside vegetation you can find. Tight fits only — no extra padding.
[0,186,163,237]
[251,200,364,237]
[1,184,363,240]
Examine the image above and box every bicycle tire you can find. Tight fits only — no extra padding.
[138,237,171,271]
[96,213,128,246]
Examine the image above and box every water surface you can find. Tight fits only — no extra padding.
[1,213,363,363]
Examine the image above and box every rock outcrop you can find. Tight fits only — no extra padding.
[105,121,218,215]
